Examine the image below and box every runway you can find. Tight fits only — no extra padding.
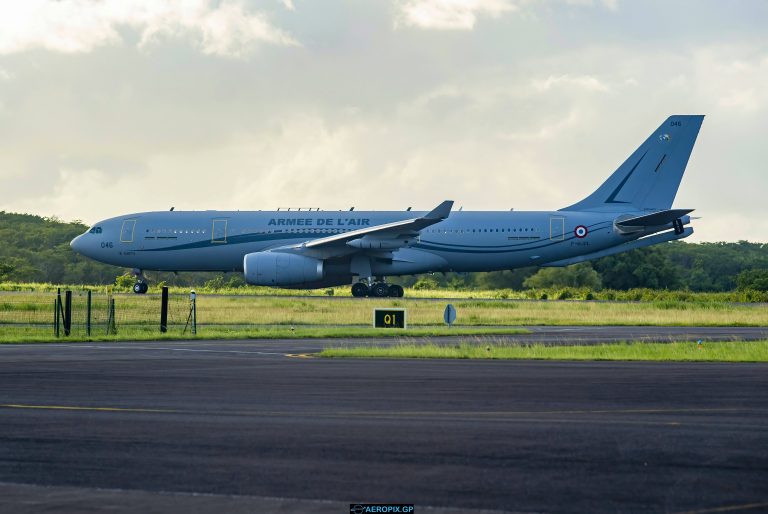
[1,327,767,513]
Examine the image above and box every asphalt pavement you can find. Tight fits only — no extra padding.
[0,328,767,513]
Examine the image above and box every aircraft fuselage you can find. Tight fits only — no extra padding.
[71,208,675,282]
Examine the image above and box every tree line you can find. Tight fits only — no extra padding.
[1,211,766,291]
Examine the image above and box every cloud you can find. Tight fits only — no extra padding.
[396,0,518,30]
[692,49,768,114]
[0,0,299,57]
[396,0,621,30]
[499,109,583,141]
[0,3,766,244]
[565,0,619,11]
[532,74,611,93]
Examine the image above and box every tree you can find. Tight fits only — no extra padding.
[0,263,15,281]
[523,263,602,290]
[592,247,681,290]
[736,269,768,291]
[473,268,538,290]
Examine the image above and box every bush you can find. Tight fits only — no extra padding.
[523,263,602,290]
[413,276,439,290]
[204,276,226,290]
[114,273,134,290]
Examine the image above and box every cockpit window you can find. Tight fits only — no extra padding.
[88,226,102,234]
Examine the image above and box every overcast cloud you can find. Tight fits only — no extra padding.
[0,0,766,242]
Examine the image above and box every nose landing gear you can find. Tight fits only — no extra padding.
[132,269,149,294]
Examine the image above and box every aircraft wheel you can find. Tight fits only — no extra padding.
[133,282,146,294]
[388,284,404,297]
[371,283,390,298]
[351,282,369,297]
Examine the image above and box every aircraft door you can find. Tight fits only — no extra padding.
[549,216,565,240]
[212,219,228,243]
[120,219,137,243]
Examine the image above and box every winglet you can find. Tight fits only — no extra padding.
[425,200,453,220]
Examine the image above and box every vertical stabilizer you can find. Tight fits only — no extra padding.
[561,115,704,212]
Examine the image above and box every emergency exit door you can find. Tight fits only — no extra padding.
[211,219,228,243]
[549,216,565,240]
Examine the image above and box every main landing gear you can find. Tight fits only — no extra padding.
[132,268,149,294]
[351,280,404,298]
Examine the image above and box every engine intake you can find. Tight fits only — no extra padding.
[243,252,323,286]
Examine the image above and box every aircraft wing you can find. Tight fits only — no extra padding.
[277,200,453,257]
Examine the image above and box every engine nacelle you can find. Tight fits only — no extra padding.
[243,252,323,286]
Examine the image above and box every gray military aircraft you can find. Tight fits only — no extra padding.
[71,115,703,297]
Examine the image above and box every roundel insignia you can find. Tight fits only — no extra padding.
[574,225,588,238]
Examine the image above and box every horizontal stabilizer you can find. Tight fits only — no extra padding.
[543,227,693,267]
[615,208,694,228]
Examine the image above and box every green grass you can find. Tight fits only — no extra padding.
[0,326,530,344]
[2,281,767,303]
[320,340,768,362]
[1,292,766,328]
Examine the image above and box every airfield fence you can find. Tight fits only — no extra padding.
[0,290,197,338]
[1,290,767,339]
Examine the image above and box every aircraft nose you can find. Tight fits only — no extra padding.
[70,234,84,254]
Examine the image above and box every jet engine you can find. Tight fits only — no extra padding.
[243,252,323,286]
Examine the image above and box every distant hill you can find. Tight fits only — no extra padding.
[0,211,216,287]
[0,211,766,291]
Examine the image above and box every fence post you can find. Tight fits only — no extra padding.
[54,297,60,338]
[86,290,92,337]
[191,291,197,335]
[106,295,116,335]
[160,286,169,333]
[183,291,197,335]
[109,297,116,335]
[64,290,72,336]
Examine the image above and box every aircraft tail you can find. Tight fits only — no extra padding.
[561,115,704,212]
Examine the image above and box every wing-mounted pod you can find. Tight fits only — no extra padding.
[347,233,419,250]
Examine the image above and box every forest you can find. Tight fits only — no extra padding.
[1,211,767,292]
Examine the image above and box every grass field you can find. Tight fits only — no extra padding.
[320,340,768,362]
[191,296,766,327]
[2,281,767,303]
[1,292,766,339]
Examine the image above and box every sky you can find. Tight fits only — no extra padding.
[0,0,766,242]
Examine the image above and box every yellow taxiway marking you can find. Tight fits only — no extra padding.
[0,404,178,413]
[285,353,315,359]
